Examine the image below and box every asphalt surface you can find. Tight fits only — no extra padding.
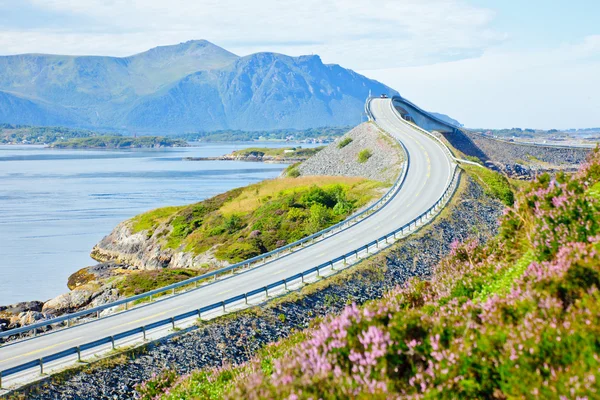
[0,98,454,377]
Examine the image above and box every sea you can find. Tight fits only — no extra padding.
[0,142,314,305]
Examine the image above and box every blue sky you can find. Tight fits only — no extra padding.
[0,0,598,129]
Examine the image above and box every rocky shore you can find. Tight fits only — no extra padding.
[13,175,504,399]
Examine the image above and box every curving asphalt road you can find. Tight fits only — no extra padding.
[0,98,454,379]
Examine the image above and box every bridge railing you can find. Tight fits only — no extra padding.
[0,160,461,388]
[0,103,410,343]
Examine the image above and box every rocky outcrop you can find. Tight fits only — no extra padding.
[91,221,227,272]
[297,123,404,183]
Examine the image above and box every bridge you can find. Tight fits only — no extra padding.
[391,95,462,134]
[0,98,458,390]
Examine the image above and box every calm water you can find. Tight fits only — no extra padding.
[0,143,309,305]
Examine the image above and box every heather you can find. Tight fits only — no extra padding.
[140,150,600,399]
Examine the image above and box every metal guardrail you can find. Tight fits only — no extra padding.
[0,161,460,389]
[0,109,410,343]
[0,98,461,386]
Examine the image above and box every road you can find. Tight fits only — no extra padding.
[0,98,454,378]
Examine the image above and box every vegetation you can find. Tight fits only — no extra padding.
[337,137,353,149]
[0,124,113,144]
[357,148,373,163]
[229,146,323,160]
[176,127,350,142]
[116,269,201,297]
[141,150,600,399]
[462,164,515,205]
[131,177,385,263]
[50,135,188,149]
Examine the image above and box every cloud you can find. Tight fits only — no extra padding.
[360,35,600,129]
[0,0,504,69]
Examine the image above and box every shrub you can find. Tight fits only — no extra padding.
[357,148,373,163]
[287,168,300,178]
[337,137,353,149]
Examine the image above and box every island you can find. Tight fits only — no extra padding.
[49,135,189,149]
[183,146,324,163]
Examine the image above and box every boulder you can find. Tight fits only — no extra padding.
[42,290,95,315]
[0,300,44,315]
[15,311,50,326]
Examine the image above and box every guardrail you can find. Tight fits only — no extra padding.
[0,109,410,343]
[0,157,460,389]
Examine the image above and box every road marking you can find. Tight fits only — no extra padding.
[108,306,186,331]
[1,337,83,363]
[271,269,286,276]
[217,289,233,296]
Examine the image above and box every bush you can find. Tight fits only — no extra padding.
[287,168,300,178]
[337,137,353,149]
[357,149,373,163]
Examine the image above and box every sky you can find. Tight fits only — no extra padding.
[0,0,598,129]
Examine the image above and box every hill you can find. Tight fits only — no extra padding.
[0,41,396,133]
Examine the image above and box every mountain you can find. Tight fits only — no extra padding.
[430,112,462,127]
[0,41,396,133]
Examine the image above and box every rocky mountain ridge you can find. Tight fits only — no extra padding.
[0,41,395,132]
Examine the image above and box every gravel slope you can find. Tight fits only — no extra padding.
[297,122,404,183]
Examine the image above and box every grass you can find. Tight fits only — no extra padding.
[129,177,386,264]
[116,269,201,297]
[337,137,353,149]
[357,148,373,163]
[461,164,514,206]
[131,206,186,234]
[476,249,535,300]
[231,147,323,159]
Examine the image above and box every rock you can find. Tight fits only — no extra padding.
[0,318,10,331]
[91,222,228,272]
[16,311,50,326]
[42,290,95,315]
[0,300,44,315]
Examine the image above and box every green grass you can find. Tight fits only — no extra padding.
[357,148,373,163]
[115,269,201,297]
[337,137,353,149]
[131,206,186,234]
[476,249,535,300]
[587,181,600,200]
[462,164,515,206]
[129,177,385,264]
